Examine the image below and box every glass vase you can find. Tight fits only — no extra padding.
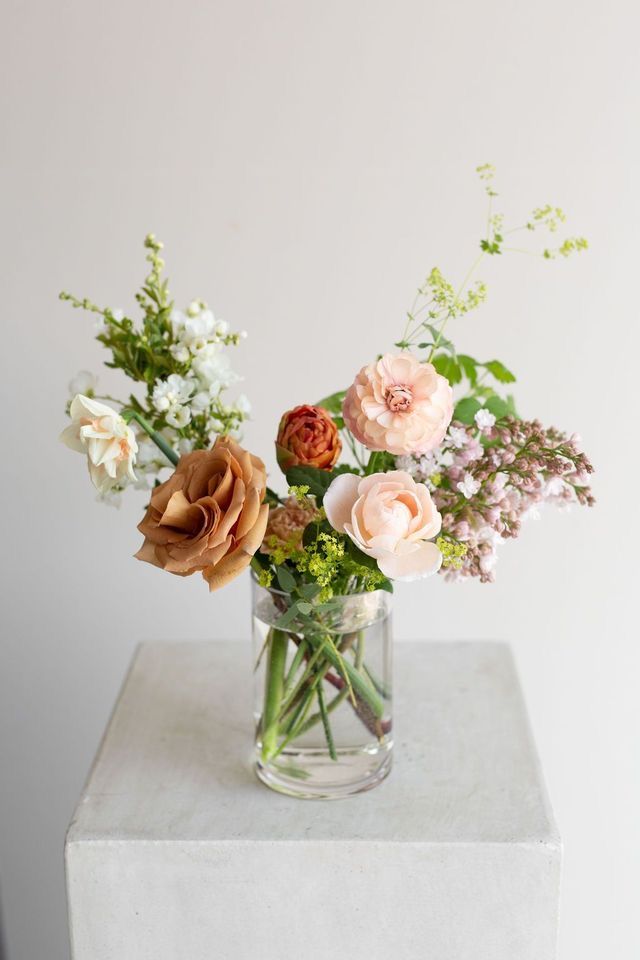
[252,576,393,799]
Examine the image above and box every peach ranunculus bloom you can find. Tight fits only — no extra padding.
[60,394,138,493]
[324,470,442,581]
[342,352,453,456]
[136,435,269,591]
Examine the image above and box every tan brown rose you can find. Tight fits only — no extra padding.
[135,436,269,591]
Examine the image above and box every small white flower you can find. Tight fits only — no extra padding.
[208,417,225,433]
[395,455,418,475]
[479,550,498,574]
[456,473,481,499]
[190,390,212,414]
[215,318,229,336]
[68,370,98,397]
[177,437,194,455]
[475,408,496,431]
[166,404,192,429]
[239,330,248,339]
[183,309,216,344]
[448,426,468,448]
[439,450,454,468]
[544,476,566,498]
[192,346,238,393]
[60,395,137,494]
[236,393,251,415]
[187,300,202,317]
[152,374,194,413]
[170,309,186,332]
[111,308,124,322]
[169,343,190,363]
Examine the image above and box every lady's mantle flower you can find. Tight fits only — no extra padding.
[60,395,138,494]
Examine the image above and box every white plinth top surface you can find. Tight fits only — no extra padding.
[67,641,558,847]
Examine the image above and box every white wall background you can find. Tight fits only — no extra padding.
[1,2,638,958]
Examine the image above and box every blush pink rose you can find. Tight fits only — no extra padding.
[324,471,442,581]
[343,352,453,456]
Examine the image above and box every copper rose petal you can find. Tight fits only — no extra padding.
[203,502,269,591]
[135,436,268,590]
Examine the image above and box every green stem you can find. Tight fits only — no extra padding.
[123,410,179,466]
[282,640,308,699]
[317,683,337,761]
[306,633,385,719]
[261,630,289,761]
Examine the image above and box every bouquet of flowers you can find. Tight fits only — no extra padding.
[60,166,594,798]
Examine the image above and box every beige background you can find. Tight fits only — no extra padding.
[1,1,638,958]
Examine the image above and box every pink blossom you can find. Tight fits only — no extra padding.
[343,353,453,456]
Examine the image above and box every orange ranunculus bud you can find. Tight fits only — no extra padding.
[276,405,341,472]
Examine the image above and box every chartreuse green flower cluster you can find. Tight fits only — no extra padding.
[436,536,468,570]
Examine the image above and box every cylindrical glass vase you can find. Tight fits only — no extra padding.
[252,576,393,799]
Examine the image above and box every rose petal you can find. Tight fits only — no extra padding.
[324,473,361,533]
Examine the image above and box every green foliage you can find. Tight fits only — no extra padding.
[285,466,335,504]
[315,390,346,415]
[482,359,516,383]
[453,397,482,424]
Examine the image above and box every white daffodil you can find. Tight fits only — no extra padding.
[60,395,138,494]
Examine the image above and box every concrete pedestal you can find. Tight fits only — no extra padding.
[65,641,560,959]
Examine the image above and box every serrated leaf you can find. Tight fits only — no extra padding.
[432,353,462,385]
[482,359,516,383]
[453,397,482,424]
[458,354,478,386]
[422,323,455,354]
[484,395,511,420]
[315,390,346,415]
[285,465,334,503]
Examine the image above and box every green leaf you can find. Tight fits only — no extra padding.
[315,390,346,415]
[364,450,395,476]
[296,601,313,615]
[484,395,511,420]
[285,465,334,504]
[453,397,482,424]
[265,486,281,507]
[458,354,478,386]
[345,537,378,570]
[273,604,300,629]
[482,359,516,384]
[422,323,455,354]
[432,353,462,385]
[276,565,296,593]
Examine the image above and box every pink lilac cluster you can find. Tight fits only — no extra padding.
[396,412,595,582]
